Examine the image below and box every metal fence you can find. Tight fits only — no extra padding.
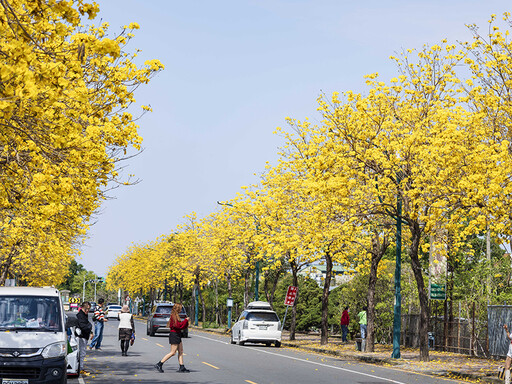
[399,305,512,358]
[488,305,512,357]
[401,313,488,356]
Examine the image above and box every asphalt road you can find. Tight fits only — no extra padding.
[76,318,463,384]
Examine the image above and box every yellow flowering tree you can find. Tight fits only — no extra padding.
[0,0,163,285]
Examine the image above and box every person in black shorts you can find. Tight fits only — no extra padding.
[154,303,190,373]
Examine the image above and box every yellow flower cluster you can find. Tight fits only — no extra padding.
[0,1,163,285]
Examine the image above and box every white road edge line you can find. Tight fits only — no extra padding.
[78,376,85,384]
[192,333,406,384]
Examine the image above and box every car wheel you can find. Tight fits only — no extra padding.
[146,326,150,336]
[149,327,156,337]
[275,341,281,348]
[239,340,245,346]
[265,342,271,347]
[230,334,236,345]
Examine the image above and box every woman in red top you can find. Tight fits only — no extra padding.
[340,306,350,342]
[154,303,190,373]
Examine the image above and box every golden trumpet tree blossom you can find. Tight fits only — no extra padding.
[0,0,163,285]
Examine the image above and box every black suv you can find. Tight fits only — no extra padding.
[146,302,188,337]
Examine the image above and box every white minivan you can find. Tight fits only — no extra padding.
[231,301,282,347]
[0,287,68,384]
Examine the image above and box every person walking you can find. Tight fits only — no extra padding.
[503,324,512,384]
[357,306,367,339]
[76,301,93,375]
[118,305,135,356]
[89,298,108,350]
[340,306,350,343]
[154,303,190,373]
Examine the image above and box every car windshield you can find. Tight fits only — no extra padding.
[246,312,279,322]
[0,296,63,332]
[156,306,172,314]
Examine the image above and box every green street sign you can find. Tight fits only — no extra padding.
[430,283,446,300]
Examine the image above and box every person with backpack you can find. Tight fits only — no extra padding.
[154,303,190,373]
[89,298,108,350]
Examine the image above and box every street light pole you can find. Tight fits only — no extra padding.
[82,277,87,303]
[392,193,402,359]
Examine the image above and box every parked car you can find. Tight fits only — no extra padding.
[65,313,80,378]
[106,304,122,319]
[146,302,188,337]
[89,302,97,313]
[0,286,68,383]
[231,301,281,347]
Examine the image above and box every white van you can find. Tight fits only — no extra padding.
[0,287,68,384]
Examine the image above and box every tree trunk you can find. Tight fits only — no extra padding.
[290,260,299,341]
[366,232,389,352]
[197,283,206,324]
[265,266,282,308]
[321,249,333,345]
[409,222,430,361]
[366,254,379,352]
[243,269,251,308]
[0,244,18,286]
[214,279,219,326]
[226,272,233,298]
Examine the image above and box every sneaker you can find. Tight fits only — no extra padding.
[177,366,190,373]
[154,363,164,373]
[95,348,102,351]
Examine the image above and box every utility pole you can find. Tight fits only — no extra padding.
[392,193,402,359]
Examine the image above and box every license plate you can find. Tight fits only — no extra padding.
[259,325,267,330]
[3,379,29,384]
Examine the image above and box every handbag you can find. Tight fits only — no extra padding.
[130,332,135,346]
[498,367,506,380]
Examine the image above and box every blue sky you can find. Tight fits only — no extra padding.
[81,0,511,276]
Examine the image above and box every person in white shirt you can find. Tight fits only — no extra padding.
[503,324,512,384]
[118,305,135,356]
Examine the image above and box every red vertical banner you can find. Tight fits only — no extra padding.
[284,286,298,306]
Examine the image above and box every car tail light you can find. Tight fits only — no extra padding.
[243,320,248,329]
[153,313,165,318]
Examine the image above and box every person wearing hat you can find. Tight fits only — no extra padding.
[118,305,135,356]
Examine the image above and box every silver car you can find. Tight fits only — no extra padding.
[231,301,281,347]
[146,303,188,337]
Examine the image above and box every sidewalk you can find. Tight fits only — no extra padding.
[191,325,503,383]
